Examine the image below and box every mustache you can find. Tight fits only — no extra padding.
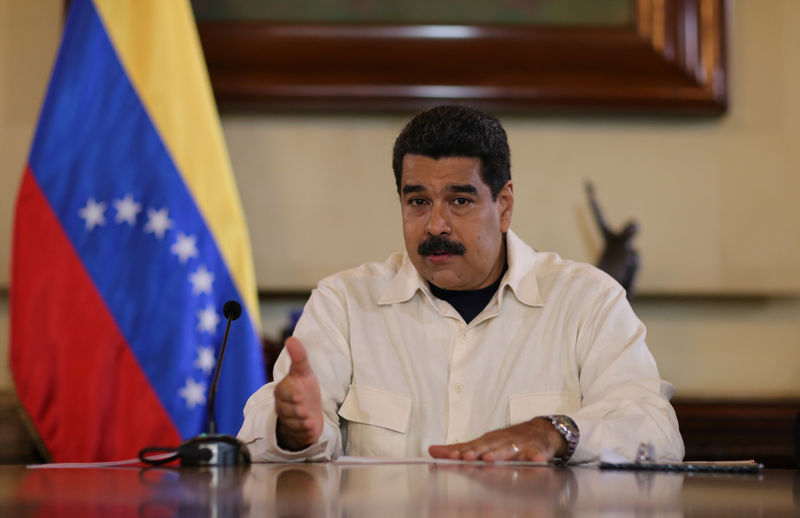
[418,235,466,256]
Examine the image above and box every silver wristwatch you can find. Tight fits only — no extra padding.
[546,414,579,463]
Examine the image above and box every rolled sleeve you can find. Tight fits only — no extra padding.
[570,286,684,463]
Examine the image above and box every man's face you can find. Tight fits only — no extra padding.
[400,154,513,290]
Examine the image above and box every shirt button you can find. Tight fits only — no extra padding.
[453,383,463,394]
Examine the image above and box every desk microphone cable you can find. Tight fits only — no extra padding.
[138,443,215,466]
[138,446,180,466]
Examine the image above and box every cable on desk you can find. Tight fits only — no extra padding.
[138,446,179,466]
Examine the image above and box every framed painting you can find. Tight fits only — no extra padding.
[193,0,728,113]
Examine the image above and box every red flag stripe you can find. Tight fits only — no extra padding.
[11,168,182,462]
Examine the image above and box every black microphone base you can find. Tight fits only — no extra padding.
[178,434,251,467]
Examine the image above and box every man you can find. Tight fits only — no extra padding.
[238,105,684,463]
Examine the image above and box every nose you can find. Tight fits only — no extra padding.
[425,202,451,235]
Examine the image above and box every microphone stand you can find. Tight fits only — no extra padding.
[178,300,251,466]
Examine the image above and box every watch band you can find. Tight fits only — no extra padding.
[546,414,579,463]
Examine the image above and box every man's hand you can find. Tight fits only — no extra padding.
[428,417,567,462]
[274,337,324,451]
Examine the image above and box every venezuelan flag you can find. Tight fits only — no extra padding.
[11,0,265,462]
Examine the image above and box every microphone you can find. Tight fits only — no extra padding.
[207,300,241,435]
[178,300,251,466]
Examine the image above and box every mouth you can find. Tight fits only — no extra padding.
[425,252,453,264]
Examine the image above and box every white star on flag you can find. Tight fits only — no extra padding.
[178,377,207,409]
[113,194,141,225]
[189,265,214,295]
[197,305,220,334]
[78,198,107,230]
[194,346,216,376]
[171,233,198,263]
[144,207,173,239]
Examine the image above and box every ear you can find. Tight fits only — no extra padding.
[497,181,514,232]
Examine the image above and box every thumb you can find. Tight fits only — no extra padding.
[285,336,314,376]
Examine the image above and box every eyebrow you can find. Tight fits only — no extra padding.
[447,184,478,194]
[402,184,425,195]
[401,184,479,195]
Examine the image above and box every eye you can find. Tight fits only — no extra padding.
[453,197,472,206]
[408,197,428,207]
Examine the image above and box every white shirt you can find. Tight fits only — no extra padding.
[238,230,684,463]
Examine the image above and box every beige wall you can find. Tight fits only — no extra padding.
[1,2,61,287]
[230,0,800,295]
[2,0,800,398]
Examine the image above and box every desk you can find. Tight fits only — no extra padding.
[1,463,798,516]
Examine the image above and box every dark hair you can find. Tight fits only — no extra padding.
[392,105,511,200]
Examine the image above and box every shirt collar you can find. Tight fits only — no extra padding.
[502,229,544,307]
[378,229,544,308]
[378,253,429,305]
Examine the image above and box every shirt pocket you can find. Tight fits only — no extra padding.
[338,384,411,457]
[508,392,581,426]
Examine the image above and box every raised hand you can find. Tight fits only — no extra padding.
[273,337,324,451]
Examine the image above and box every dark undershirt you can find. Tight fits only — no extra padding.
[429,262,509,324]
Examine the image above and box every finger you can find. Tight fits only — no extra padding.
[520,445,552,463]
[432,443,480,461]
[276,419,316,447]
[274,380,303,403]
[461,449,479,461]
[277,415,315,432]
[454,437,501,460]
[452,433,518,462]
[428,445,450,458]
[429,445,465,460]
[285,337,314,376]
[528,450,551,463]
[449,441,480,460]
[275,398,308,419]
[434,436,489,460]
[481,443,520,462]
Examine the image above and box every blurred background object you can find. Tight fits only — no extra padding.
[586,182,640,299]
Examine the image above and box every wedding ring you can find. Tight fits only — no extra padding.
[510,443,520,455]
